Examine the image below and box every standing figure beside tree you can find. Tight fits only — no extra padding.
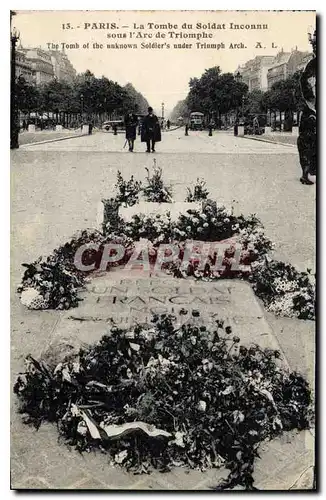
[141,107,161,153]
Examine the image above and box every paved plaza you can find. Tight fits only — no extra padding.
[11,129,316,489]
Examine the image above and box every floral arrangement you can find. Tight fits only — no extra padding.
[185,178,209,202]
[14,312,313,490]
[250,258,315,320]
[19,258,83,310]
[114,170,142,207]
[105,200,271,248]
[107,162,173,209]
[18,229,105,310]
[142,162,173,203]
[17,168,315,320]
[17,199,315,320]
[117,212,174,244]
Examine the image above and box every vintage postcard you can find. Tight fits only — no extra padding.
[11,10,316,491]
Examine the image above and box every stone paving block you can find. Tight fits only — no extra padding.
[13,477,51,490]
[86,464,148,489]
[192,470,229,490]
[126,478,170,490]
[40,463,91,489]
[165,469,213,490]
[160,468,210,490]
[10,458,26,488]
[71,477,113,489]
[253,431,314,490]
[289,466,315,490]
[255,451,314,490]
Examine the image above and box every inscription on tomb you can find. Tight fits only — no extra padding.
[48,275,281,355]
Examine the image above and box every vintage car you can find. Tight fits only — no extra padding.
[102,120,124,131]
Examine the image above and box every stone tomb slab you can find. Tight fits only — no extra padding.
[42,274,314,489]
[47,274,286,362]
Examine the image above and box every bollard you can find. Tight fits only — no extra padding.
[237,125,245,137]
[82,124,90,135]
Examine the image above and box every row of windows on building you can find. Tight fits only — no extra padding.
[235,49,313,92]
[15,45,77,85]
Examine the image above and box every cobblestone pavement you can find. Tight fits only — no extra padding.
[11,129,315,490]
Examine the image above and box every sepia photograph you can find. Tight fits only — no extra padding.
[10,9,316,491]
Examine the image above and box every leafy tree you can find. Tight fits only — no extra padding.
[244,90,265,116]
[16,76,39,113]
[15,68,151,125]
[124,83,149,114]
[38,79,74,119]
[262,72,302,130]
[169,99,190,122]
[186,67,248,126]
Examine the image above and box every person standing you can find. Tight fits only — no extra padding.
[297,57,316,185]
[253,115,259,135]
[141,107,161,152]
[166,119,171,130]
[124,111,138,152]
[234,118,239,136]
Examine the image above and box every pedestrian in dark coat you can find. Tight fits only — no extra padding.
[297,57,316,184]
[124,112,138,152]
[141,107,161,152]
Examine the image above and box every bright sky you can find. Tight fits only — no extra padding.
[14,10,315,114]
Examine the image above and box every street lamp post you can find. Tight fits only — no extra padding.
[241,95,245,121]
[10,26,20,149]
[161,102,165,123]
[235,71,242,121]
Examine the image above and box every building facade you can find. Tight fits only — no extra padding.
[20,48,54,84]
[50,50,77,83]
[15,48,35,84]
[235,55,275,92]
[267,50,312,89]
[235,49,314,91]
[265,51,291,89]
[15,46,76,85]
